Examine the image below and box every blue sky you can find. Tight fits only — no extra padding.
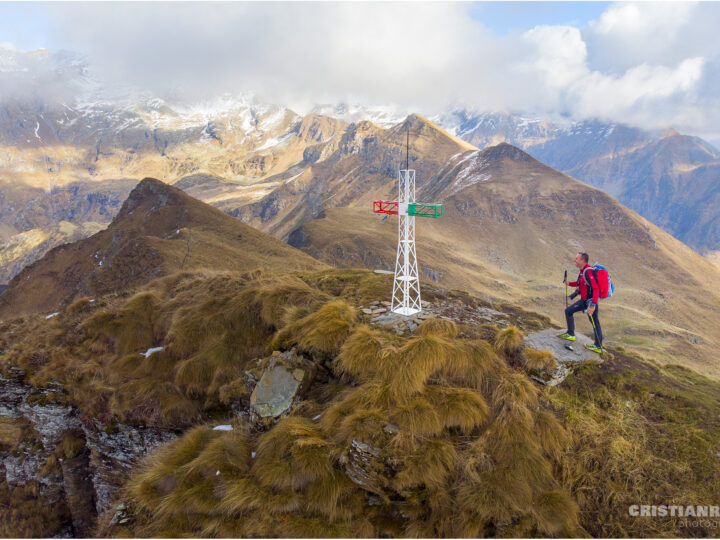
[468,2,610,34]
[0,3,52,50]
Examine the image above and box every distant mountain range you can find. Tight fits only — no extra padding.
[0,47,718,287]
[434,109,720,260]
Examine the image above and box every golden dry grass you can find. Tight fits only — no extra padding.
[417,317,458,338]
[523,347,558,373]
[1,271,333,428]
[273,299,356,357]
[4,268,720,538]
[113,291,589,537]
[493,325,525,358]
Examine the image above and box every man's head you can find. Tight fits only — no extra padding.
[574,252,589,269]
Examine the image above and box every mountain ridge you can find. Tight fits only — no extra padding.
[436,109,720,258]
[0,177,325,318]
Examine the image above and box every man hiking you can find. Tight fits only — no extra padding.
[560,252,603,353]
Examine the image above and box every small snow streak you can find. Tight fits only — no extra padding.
[450,151,491,196]
[142,346,164,358]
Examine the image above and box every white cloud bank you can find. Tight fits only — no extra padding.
[3,1,720,139]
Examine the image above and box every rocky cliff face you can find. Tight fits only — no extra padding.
[0,370,176,537]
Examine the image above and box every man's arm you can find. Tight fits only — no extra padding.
[587,270,600,305]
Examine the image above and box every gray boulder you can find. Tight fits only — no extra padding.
[524,329,604,386]
[250,349,315,418]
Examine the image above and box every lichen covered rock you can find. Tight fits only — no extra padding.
[250,349,316,418]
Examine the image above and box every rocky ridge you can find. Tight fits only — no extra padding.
[0,370,176,536]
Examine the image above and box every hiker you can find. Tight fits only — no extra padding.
[559,252,602,353]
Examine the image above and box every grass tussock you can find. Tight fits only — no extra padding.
[423,385,489,434]
[494,325,525,358]
[440,340,503,393]
[0,479,72,538]
[252,276,327,328]
[66,296,93,315]
[252,417,332,490]
[417,317,458,338]
[273,299,356,357]
[390,398,442,438]
[58,429,86,459]
[523,347,558,373]
[81,291,161,355]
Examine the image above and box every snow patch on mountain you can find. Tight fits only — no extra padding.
[311,102,407,128]
[450,151,491,195]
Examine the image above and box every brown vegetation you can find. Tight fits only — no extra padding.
[3,268,720,538]
[120,292,583,537]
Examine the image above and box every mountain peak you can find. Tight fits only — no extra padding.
[480,142,534,162]
[134,176,168,193]
[0,179,324,317]
[659,128,682,139]
[404,112,431,126]
[391,113,476,152]
[116,177,191,221]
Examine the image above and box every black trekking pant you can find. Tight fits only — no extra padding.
[565,299,602,347]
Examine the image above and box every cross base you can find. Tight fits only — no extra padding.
[392,306,421,316]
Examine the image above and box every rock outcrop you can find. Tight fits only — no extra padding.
[250,349,316,418]
[0,373,177,535]
[524,329,604,386]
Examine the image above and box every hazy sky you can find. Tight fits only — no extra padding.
[2,1,720,141]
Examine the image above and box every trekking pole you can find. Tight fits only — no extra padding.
[564,270,568,309]
[587,311,601,350]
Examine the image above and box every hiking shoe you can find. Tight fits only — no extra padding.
[584,344,603,354]
[558,333,576,341]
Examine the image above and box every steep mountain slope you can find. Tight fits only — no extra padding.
[0,110,346,283]
[234,114,476,240]
[0,178,137,283]
[289,143,720,376]
[0,178,325,318]
[557,130,720,256]
[436,110,720,258]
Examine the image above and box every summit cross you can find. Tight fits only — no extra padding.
[373,169,444,316]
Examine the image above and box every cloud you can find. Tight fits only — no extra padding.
[2,1,720,139]
[570,58,706,127]
[584,2,720,73]
[43,2,486,111]
[0,46,87,104]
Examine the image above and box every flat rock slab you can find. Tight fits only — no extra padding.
[250,349,313,418]
[524,329,603,386]
[251,366,299,417]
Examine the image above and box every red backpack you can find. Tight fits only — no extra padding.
[583,264,614,299]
